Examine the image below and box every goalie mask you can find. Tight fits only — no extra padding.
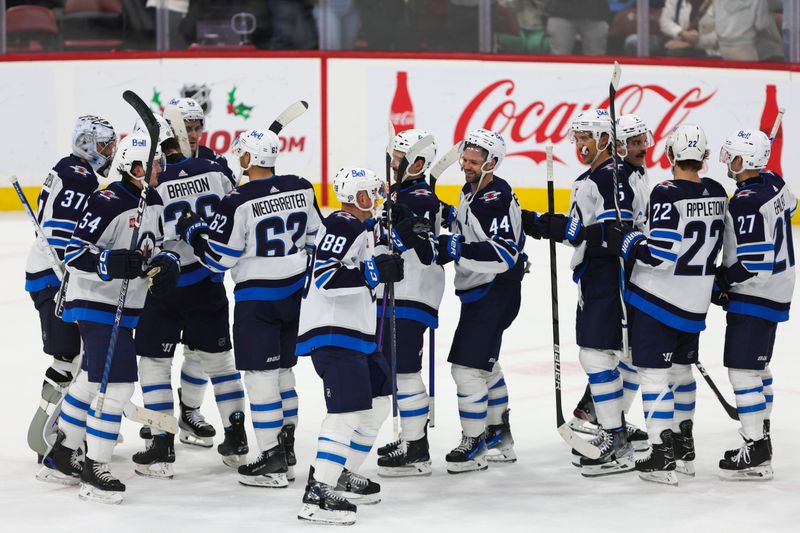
[72,115,117,177]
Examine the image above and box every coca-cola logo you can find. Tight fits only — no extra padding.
[455,80,716,169]
[391,111,415,127]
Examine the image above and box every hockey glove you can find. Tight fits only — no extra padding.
[435,233,464,265]
[362,254,405,288]
[97,249,145,281]
[538,213,583,243]
[145,251,181,294]
[440,202,457,228]
[381,199,415,230]
[392,217,433,251]
[521,210,543,239]
[605,222,644,261]
[176,210,209,247]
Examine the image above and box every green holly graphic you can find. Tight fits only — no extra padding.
[226,86,254,119]
[151,88,164,113]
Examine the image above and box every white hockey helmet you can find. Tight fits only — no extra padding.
[569,109,612,148]
[719,129,771,175]
[180,83,212,115]
[616,114,653,145]
[72,115,117,176]
[665,124,708,164]
[132,113,174,146]
[231,129,280,169]
[113,132,163,181]
[333,167,385,211]
[462,128,506,172]
[393,129,437,178]
[164,97,205,128]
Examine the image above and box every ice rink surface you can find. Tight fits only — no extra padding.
[1,211,799,532]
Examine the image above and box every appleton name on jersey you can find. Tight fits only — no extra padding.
[296,210,378,356]
[192,175,321,302]
[625,178,729,333]
[450,176,525,301]
[25,156,100,293]
[375,178,445,328]
[567,158,649,273]
[157,155,234,287]
[61,181,165,328]
[723,171,797,322]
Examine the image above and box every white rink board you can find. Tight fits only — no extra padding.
[2,212,800,532]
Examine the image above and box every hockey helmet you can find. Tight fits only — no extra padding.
[461,128,506,172]
[333,167,385,211]
[393,129,438,177]
[719,129,771,175]
[665,124,708,164]
[231,129,279,169]
[72,115,117,177]
[569,109,612,149]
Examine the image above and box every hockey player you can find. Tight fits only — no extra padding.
[435,128,524,473]
[567,114,652,453]
[522,110,642,476]
[25,115,117,459]
[374,129,444,478]
[603,124,728,485]
[715,129,795,481]
[176,129,321,486]
[38,132,180,503]
[131,115,246,477]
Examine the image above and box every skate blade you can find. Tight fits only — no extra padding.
[377,462,433,478]
[446,456,488,474]
[638,470,679,486]
[238,473,289,488]
[338,490,381,505]
[179,431,214,448]
[35,466,80,486]
[568,417,600,435]
[78,483,124,505]
[287,465,295,482]
[719,464,773,482]
[297,503,356,525]
[630,440,651,453]
[134,462,174,479]
[222,454,246,469]
[580,460,635,477]
[487,448,517,463]
[676,460,695,477]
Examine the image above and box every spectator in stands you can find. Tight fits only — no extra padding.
[441,0,480,52]
[146,0,189,50]
[495,0,549,53]
[713,0,783,61]
[659,0,718,57]
[267,0,318,49]
[546,0,611,55]
[317,0,360,50]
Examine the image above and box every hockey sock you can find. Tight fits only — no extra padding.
[86,382,134,463]
[180,349,208,408]
[279,368,299,428]
[244,370,282,451]
[670,363,696,431]
[452,364,488,438]
[315,411,361,486]
[397,372,429,441]
[486,363,509,426]
[640,367,673,445]
[579,348,623,430]
[617,356,640,415]
[139,357,174,435]
[729,368,767,441]
[196,349,245,426]
[58,372,97,450]
[346,395,390,473]
[762,367,774,419]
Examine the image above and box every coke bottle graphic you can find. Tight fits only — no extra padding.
[390,71,415,134]
[760,84,783,176]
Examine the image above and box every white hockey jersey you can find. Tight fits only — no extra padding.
[62,180,165,327]
[625,177,728,333]
[157,155,233,287]
[25,156,100,292]
[296,210,378,356]
[723,171,797,322]
[195,174,322,301]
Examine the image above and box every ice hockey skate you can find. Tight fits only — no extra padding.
[36,431,83,486]
[635,430,678,486]
[672,420,696,476]
[719,438,773,481]
[568,385,600,435]
[218,411,248,468]
[579,428,635,477]
[626,422,650,452]
[445,433,488,474]
[238,441,289,488]
[280,424,297,482]
[78,458,125,505]
[132,433,175,479]
[298,467,357,525]
[485,408,517,463]
[178,387,215,448]
[377,435,432,477]
[335,468,381,505]
[571,430,611,467]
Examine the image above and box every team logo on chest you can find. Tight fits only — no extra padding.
[480,190,501,202]
[137,231,157,260]
[335,211,356,220]
[409,188,432,197]
[736,189,756,198]
[70,165,91,177]
[657,181,678,190]
[98,190,118,201]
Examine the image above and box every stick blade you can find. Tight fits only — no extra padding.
[430,141,463,182]
[164,105,192,158]
[124,402,178,434]
[545,145,554,184]
[269,100,309,134]
[610,61,622,92]
[558,423,601,459]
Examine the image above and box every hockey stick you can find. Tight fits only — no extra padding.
[93,90,160,418]
[164,105,192,158]
[694,362,739,420]
[383,121,400,440]
[768,107,785,142]
[607,61,632,361]
[547,146,601,459]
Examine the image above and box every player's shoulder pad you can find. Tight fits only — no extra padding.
[53,155,98,182]
[324,210,367,240]
[473,176,513,208]
[197,145,223,160]
[269,174,316,193]
[590,158,630,187]
[145,185,164,206]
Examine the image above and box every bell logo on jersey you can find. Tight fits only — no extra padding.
[132,138,147,147]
